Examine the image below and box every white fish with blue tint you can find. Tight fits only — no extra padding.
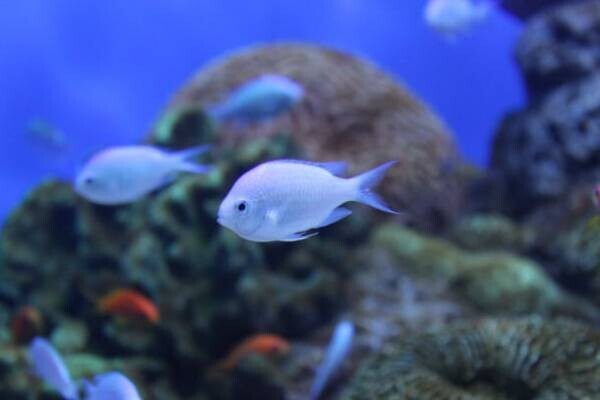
[28,337,77,400]
[75,145,210,205]
[310,320,355,400]
[208,74,304,123]
[217,159,398,242]
[425,0,492,38]
[84,372,142,400]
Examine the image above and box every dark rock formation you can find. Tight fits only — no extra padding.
[516,0,600,98]
[490,1,600,216]
[502,0,587,21]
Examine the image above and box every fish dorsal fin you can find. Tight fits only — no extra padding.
[275,160,347,176]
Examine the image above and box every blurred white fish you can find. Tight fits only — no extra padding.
[75,145,210,205]
[28,337,78,400]
[217,159,397,242]
[25,118,68,152]
[208,74,304,123]
[310,320,355,400]
[84,372,142,400]
[424,0,493,39]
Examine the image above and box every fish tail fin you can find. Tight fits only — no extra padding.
[172,145,212,174]
[172,145,210,161]
[351,161,399,214]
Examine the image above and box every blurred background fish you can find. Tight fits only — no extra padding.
[25,117,68,153]
[97,289,159,324]
[425,0,495,39]
[84,372,142,400]
[27,337,78,400]
[208,74,304,124]
[212,334,290,372]
[310,320,354,400]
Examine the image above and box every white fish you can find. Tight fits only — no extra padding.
[208,74,304,123]
[28,337,77,399]
[424,0,492,39]
[217,159,397,242]
[84,372,142,400]
[310,320,355,400]
[75,145,210,205]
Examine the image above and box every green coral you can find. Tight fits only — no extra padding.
[373,224,599,320]
[342,317,600,399]
[448,214,535,253]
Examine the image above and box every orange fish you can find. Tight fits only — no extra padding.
[10,306,43,345]
[97,289,159,323]
[213,334,290,372]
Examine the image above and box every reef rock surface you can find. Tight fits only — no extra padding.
[342,316,600,399]
[149,43,468,228]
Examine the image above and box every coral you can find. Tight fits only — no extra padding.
[149,43,468,228]
[448,214,535,253]
[516,0,600,98]
[541,212,600,305]
[342,316,600,399]
[0,134,367,399]
[373,224,600,320]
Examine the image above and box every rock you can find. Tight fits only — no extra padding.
[149,43,469,228]
[490,73,600,216]
[51,319,88,353]
[489,1,600,216]
[373,224,600,321]
[448,214,535,252]
[516,0,600,98]
[342,316,600,399]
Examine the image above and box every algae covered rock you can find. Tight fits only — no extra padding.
[373,224,599,320]
[150,43,468,228]
[342,316,600,399]
[448,214,535,252]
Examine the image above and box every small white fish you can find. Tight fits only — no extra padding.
[75,145,210,205]
[424,0,492,39]
[84,372,142,400]
[208,74,304,123]
[310,320,355,400]
[28,337,77,399]
[217,159,397,242]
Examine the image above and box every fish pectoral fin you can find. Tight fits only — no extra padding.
[281,231,319,242]
[315,207,352,229]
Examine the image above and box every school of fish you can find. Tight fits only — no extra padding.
[25,74,402,399]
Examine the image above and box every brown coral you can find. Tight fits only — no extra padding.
[342,317,600,399]
[149,43,466,227]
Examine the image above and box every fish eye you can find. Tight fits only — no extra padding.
[84,177,95,185]
[236,201,248,213]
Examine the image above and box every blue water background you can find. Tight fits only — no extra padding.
[0,1,523,221]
